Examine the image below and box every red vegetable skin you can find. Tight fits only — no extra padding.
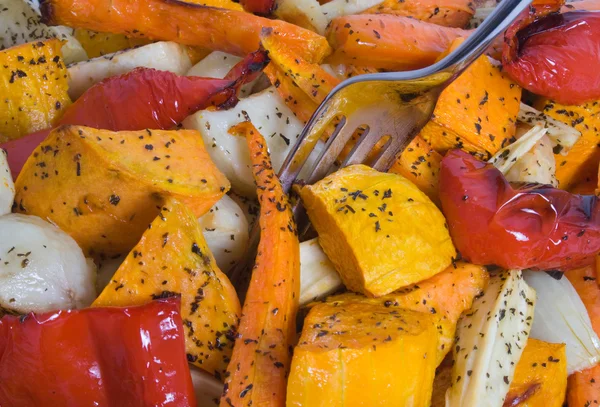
[0,50,269,177]
[502,4,600,106]
[0,298,196,407]
[439,149,600,271]
[241,0,276,15]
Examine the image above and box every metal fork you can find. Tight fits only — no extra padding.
[230,0,531,294]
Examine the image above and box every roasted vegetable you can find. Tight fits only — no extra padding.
[446,270,536,407]
[0,39,71,142]
[440,149,600,271]
[363,0,475,27]
[299,237,342,306]
[324,261,488,366]
[67,41,192,100]
[504,339,567,407]
[274,0,328,34]
[93,197,240,378]
[14,125,229,258]
[517,103,581,153]
[326,14,468,70]
[241,0,275,15]
[287,299,439,406]
[421,38,521,160]
[0,214,95,314]
[536,99,600,191]
[503,5,600,106]
[40,0,331,63]
[565,263,600,405]
[73,29,151,58]
[300,164,456,297]
[0,149,13,216]
[389,134,443,206]
[0,298,197,406]
[220,122,300,407]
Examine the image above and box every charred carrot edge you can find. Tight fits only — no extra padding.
[220,122,300,407]
[39,0,331,63]
[565,264,600,405]
[261,29,340,105]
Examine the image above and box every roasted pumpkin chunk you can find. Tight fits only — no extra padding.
[324,261,488,366]
[14,125,229,258]
[300,164,456,297]
[0,39,71,142]
[421,39,522,160]
[536,99,600,191]
[287,300,439,406]
[93,197,240,378]
[389,134,443,206]
[505,339,567,407]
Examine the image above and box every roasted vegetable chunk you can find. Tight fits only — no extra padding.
[0,39,71,142]
[14,125,229,258]
[421,39,522,160]
[505,339,567,407]
[93,197,240,378]
[287,300,439,406]
[363,0,475,28]
[300,164,456,297]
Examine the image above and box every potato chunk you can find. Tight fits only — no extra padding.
[300,164,456,297]
[287,300,439,406]
[93,197,240,378]
[0,39,71,141]
[14,125,229,258]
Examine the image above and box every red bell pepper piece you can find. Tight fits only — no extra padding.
[240,0,276,15]
[439,149,600,271]
[502,2,600,106]
[0,298,196,407]
[0,49,269,178]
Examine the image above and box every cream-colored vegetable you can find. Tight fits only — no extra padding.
[524,270,600,374]
[299,238,342,306]
[189,366,222,407]
[321,0,384,20]
[275,0,328,34]
[446,270,536,407]
[197,194,249,273]
[183,87,322,196]
[0,0,87,64]
[96,254,124,292]
[0,214,96,313]
[186,51,255,97]
[488,125,547,174]
[505,134,558,186]
[0,149,14,216]
[518,103,581,154]
[67,41,191,99]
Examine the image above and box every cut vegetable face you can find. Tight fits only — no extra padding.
[0,214,96,314]
[197,194,249,273]
[0,149,14,216]
[446,270,536,407]
[67,41,192,100]
[0,39,71,142]
[301,164,456,297]
[220,122,300,407]
[298,237,342,306]
[93,197,240,378]
[524,270,600,374]
[504,339,567,407]
[287,299,439,406]
[14,125,229,258]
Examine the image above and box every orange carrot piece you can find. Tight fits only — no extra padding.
[363,0,475,28]
[220,122,300,407]
[264,64,319,123]
[40,0,331,63]
[326,14,469,70]
[565,264,600,406]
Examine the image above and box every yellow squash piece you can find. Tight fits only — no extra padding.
[504,339,567,407]
[323,261,488,366]
[0,39,71,142]
[535,99,600,191]
[389,134,443,206]
[287,300,439,407]
[421,39,522,160]
[73,29,152,58]
[300,164,456,297]
[93,197,240,378]
[14,125,229,258]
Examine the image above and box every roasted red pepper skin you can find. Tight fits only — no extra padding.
[240,0,276,15]
[439,149,600,271]
[0,298,196,407]
[503,7,600,106]
[0,50,269,178]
